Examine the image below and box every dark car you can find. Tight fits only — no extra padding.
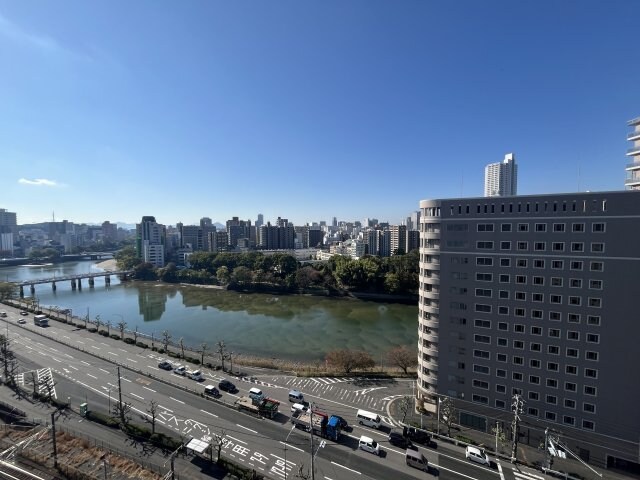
[218,379,237,393]
[389,431,414,449]
[333,415,350,430]
[403,426,437,448]
[158,360,173,370]
[204,385,221,397]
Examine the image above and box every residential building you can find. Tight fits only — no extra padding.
[406,230,419,253]
[101,221,118,242]
[136,216,165,268]
[624,115,640,189]
[0,208,18,233]
[484,153,518,197]
[390,225,407,255]
[417,190,640,472]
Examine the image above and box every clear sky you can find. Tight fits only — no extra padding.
[1,1,639,227]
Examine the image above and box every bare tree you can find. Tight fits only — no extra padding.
[216,341,227,371]
[95,314,102,331]
[117,321,127,340]
[440,397,457,437]
[211,430,227,463]
[162,330,172,353]
[325,349,375,374]
[399,396,412,423]
[105,320,112,336]
[179,337,185,359]
[0,335,18,386]
[200,342,208,366]
[133,326,139,345]
[387,345,418,374]
[113,400,132,426]
[146,399,158,434]
[295,463,312,480]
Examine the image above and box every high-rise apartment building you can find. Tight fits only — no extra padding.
[484,153,518,197]
[417,191,640,471]
[624,116,640,189]
[0,208,17,232]
[390,225,407,255]
[136,216,165,268]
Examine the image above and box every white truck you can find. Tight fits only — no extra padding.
[34,314,49,327]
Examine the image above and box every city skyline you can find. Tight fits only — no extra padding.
[2,1,639,225]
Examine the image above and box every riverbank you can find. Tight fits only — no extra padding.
[95,259,117,271]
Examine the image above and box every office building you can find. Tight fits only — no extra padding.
[625,115,640,189]
[136,216,165,268]
[484,153,518,197]
[0,208,18,233]
[417,191,640,471]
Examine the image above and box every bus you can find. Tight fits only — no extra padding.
[34,314,49,327]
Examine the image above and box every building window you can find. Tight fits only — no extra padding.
[586,333,600,344]
[546,395,557,405]
[499,290,509,299]
[475,304,492,313]
[495,399,506,409]
[496,368,507,377]
[499,274,510,283]
[588,298,602,308]
[549,311,562,321]
[472,379,489,390]
[552,242,565,252]
[498,322,508,331]
[582,420,595,430]
[497,338,508,347]
[516,259,528,268]
[590,261,604,272]
[513,340,524,349]
[498,306,509,315]
[476,257,493,266]
[563,416,575,426]
[475,288,492,297]
[550,294,562,304]
[515,291,526,301]
[515,275,526,284]
[501,223,512,232]
[513,356,524,365]
[584,385,597,396]
[585,368,598,378]
[496,384,506,393]
[547,378,558,388]
[473,365,490,375]
[565,365,578,375]
[497,353,508,363]
[551,277,563,287]
[570,261,583,270]
[570,278,582,288]
[533,259,545,269]
[474,319,491,328]
[500,241,511,250]
[572,223,585,232]
[514,324,525,333]
[500,258,511,267]
[529,375,541,385]
[534,242,546,251]
[586,351,599,361]
[512,372,523,381]
[564,399,576,409]
[532,293,544,303]
[551,260,564,269]
[529,391,539,401]
[589,279,603,290]
[535,223,547,232]
[569,296,581,306]
[568,313,581,323]
[583,403,596,413]
[517,241,528,251]
[477,223,495,232]
[528,407,539,417]
[476,273,493,281]
[533,276,544,286]
[567,331,580,341]
[587,315,601,326]
[591,242,605,253]
[553,223,566,232]
[566,348,579,358]
[592,223,605,233]
[549,328,560,338]
[530,359,541,369]
[545,411,557,421]
[473,350,490,359]
[531,310,543,319]
[514,308,526,317]
[571,242,584,252]
[477,241,494,249]
[472,395,489,405]
[565,382,577,392]
[548,345,559,355]
[517,223,529,232]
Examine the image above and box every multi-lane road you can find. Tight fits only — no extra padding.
[0,305,551,480]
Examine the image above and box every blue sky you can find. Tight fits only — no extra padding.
[1,1,639,227]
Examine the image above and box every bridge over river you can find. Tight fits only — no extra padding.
[15,270,133,296]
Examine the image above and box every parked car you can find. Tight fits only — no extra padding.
[158,360,173,370]
[187,369,204,381]
[389,431,414,449]
[403,426,436,447]
[20,311,28,316]
[204,385,221,397]
[358,435,380,455]
[465,446,491,466]
[173,365,186,376]
[17,318,26,324]
[218,379,237,393]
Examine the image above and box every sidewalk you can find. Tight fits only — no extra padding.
[388,397,632,480]
[0,385,238,480]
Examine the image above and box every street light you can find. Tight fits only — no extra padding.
[436,396,442,436]
[229,351,234,375]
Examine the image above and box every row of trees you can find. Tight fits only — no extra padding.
[117,249,419,296]
[325,345,418,374]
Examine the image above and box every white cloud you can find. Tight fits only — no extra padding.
[18,178,62,187]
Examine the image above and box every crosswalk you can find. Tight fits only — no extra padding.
[500,462,546,480]
[16,367,57,400]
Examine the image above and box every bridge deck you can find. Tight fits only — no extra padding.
[16,270,132,286]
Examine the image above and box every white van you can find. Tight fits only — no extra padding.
[358,435,380,455]
[187,370,203,381]
[406,448,429,471]
[465,446,490,466]
[248,387,264,401]
[356,409,381,429]
[288,390,304,403]
[0,311,6,318]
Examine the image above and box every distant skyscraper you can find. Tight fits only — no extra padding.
[0,208,17,233]
[136,216,165,267]
[332,217,337,227]
[256,214,264,229]
[484,153,518,197]
[625,116,640,190]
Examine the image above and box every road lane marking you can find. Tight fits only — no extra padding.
[148,366,159,370]
[100,342,109,346]
[87,374,97,379]
[99,368,110,374]
[228,435,247,445]
[51,357,61,363]
[159,405,173,412]
[69,366,78,371]
[64,354,73,358]
[107,351,118,356]
[50,348,59,352]
[279,441,303,452]
[122,378,132,383]
[81,361,90,366]
[498,462,505,480]
[330,462,360,475]
[127,358,138,363]
[144,387,157,393]
[76,341,84,344]
[236,424,257,434]
[200,409,218,418]
[91,346,100,350]
[170,397,185,404]
[131,393,144,400]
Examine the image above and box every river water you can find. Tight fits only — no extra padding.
[1,261,418,362]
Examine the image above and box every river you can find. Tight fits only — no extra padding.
[1,261,418,362]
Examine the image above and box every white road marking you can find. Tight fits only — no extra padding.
[279,441,303,452]
[148,366,159,370]
[229,435,247,445]
[81,361,90,366]
[143,387,156,393]
[236,424,257,434]
[76,341,84,344]
[107,351,118,356]
[200,409,218,418]
[87,374,97,379]
[170,397,185,404]
[330,462,361,474]
[127,358,137,363]
[91,346,100,350]
[122,378,132,383]
[69,366,78,371]
[159,405,173,412]
[99,368,110,374]
[131,393,144,400]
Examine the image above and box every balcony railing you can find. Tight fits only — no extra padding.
[628,116,640,126]
[626,146,640,156]
[625,178,640,186]
[627,131,640,140]
[625,162,640,170]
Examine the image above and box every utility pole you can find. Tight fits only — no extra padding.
[51,412,58,468]
[117,366,123,422]
[510,393,524,463]
[309,403,315,480]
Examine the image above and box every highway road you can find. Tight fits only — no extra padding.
[0,305,552,480]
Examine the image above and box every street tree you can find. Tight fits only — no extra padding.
[200,342,208,366]
[117,320,127,340]
[179,337,185,359]
[211,429,227,464]
[0,282,17,301]
[399,396,412,423]
[325,349,375,374]
[216,341,227,371]
[113,400,132,426]
[440,397,458,437]
[105,320,112,336]
[95,315,102,331]
[386,345,418,374]
[146,399,159,434]
[162,330,172,353]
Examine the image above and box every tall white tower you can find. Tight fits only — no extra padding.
[625,116,640,190]
[484,153,518,197]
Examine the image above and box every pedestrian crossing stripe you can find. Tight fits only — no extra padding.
[513,470,544,480]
